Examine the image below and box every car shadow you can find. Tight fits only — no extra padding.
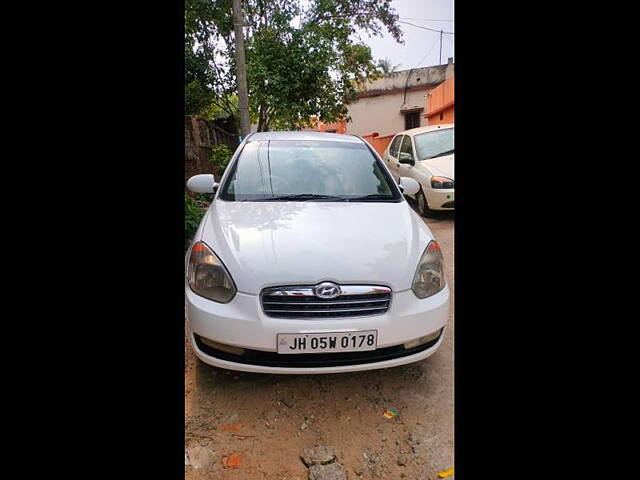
[185,327,453,479]
[189,342,448,415]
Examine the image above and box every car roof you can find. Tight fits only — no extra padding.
[398,124,454,137]
[248,131,363,143]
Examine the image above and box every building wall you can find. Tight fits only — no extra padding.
[356,64,451,96]
[346,89,429,137]
[315,120,347,134]
[424,76,454,125]
[362,132,395,157]
[301,117,348,134]
[346,61,454,137]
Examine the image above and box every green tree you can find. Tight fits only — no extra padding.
[185,0,238,120]
[185,0,403,131]
[377,57,401,74]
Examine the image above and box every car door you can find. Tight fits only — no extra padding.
[385,134,403,178]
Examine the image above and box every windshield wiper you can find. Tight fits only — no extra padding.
[258,194,349,201]
[424,149,455,159]
[348,194,394,201]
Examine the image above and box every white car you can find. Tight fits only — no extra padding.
[185,131,450,374]
[383,124,454,217]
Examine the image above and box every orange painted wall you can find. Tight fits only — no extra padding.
[315,119,347,134]
[424,76,454,125]
[304,116,347,134]
[362,132,394,157]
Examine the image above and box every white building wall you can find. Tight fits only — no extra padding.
[344,61,454,137]
[345,89,428,137]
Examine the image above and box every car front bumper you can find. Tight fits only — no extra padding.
[425,188,455,210]
[185,285,450,374]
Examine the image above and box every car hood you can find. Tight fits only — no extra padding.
[200,200,435,294]
[420,153,454,179]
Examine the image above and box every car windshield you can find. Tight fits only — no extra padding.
[219,139,402,202]
[414,128,454,160]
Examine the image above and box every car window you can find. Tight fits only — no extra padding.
[414,128,454,160]
[389,135,402,158]
[400,135,415,159]
[220,139,402,202]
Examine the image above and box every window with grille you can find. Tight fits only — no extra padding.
[404,112,420,130]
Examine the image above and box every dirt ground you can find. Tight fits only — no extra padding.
[185,210,454,480]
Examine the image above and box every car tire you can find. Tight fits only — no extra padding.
[416,188,437,218]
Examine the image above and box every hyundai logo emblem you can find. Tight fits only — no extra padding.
[314,282,341,299]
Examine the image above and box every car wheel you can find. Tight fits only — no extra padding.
[416,188,436,218]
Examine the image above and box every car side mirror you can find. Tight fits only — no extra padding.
[186,174,218,193]
[399,152,415,165]
[398,177,420,196]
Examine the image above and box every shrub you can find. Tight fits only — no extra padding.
[185,193,207,246]
[209,144,232,174]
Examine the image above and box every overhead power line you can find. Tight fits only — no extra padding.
[417,36,441,67]
[400,17,454,22]
[445,34,455,48]
[398,20,454,35]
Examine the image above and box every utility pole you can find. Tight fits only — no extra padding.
[439,29,443,64]
[232,0,250,138]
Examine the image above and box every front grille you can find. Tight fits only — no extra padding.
[441,201,454,208]
[261,284,391,318]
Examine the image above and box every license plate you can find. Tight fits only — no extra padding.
[277,330,378,354]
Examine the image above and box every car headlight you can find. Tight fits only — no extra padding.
[187,241,236,303]
[412,241,446,299]
[431,176,454,189]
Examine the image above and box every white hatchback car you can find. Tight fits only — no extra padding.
[185,131,449,374]
[383,124,454,217]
